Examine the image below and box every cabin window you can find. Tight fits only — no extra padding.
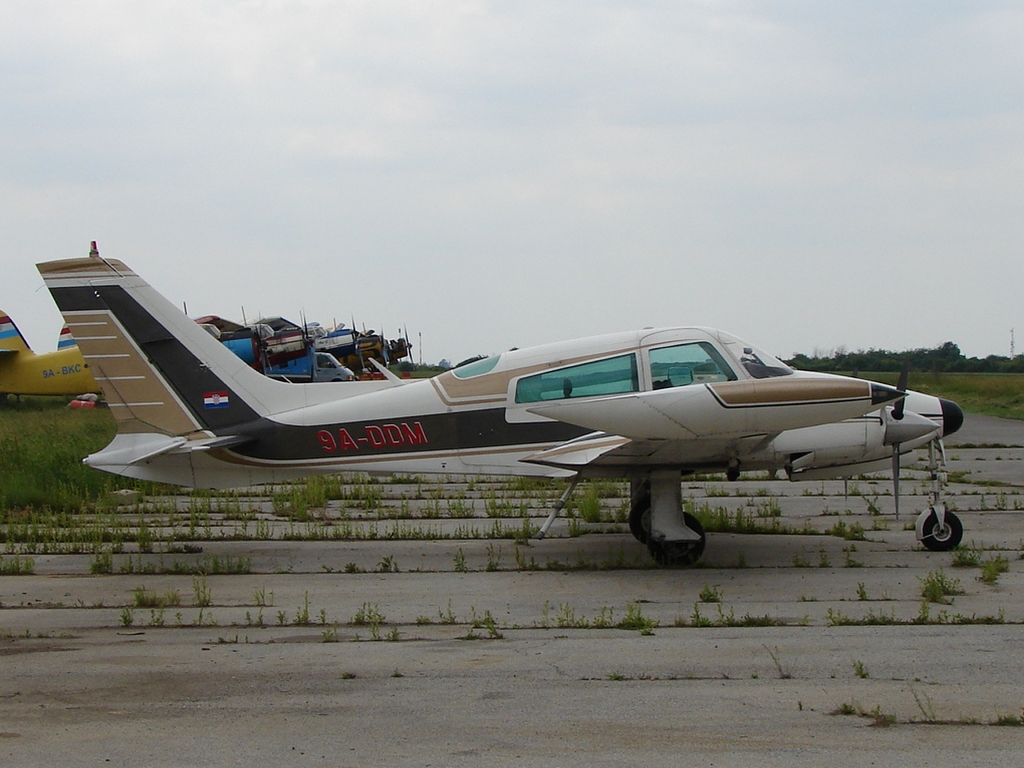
[452,355,501,379]
[649,343,735,390]
[514,354,639,403]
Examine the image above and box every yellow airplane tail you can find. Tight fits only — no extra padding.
[0,312,33,354]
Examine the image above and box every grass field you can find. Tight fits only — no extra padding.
[854,372,1024,421]
[0,397,158,512]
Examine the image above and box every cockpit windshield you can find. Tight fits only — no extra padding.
[718,333,793,379]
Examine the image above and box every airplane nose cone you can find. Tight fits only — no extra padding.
[941,398,964,437]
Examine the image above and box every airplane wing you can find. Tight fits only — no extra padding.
[522,430,775,472]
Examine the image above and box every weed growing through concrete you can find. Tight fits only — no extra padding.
[471,609,502,638]
[294,591,311,625]
[437,600,457,624]
[919,570,963,604]
[980,554,1009,584]
[0,554,35,575]
[828,521,866,541]
[192,575,211,607]
[911,685,938,722]
[951,545,982,567]
[698,583,721,603]
[485,543,502,571]
[763,645,792,679]
[618,602,657,634]
[578,485,603,524]
[132,586,180,608]
[352,602,385,639]
[319,626,339,647]
[993,711,1024,726]
[688,602,712,627]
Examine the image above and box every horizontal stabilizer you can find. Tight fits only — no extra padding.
[85,432,254,468]
[84,434,188,468]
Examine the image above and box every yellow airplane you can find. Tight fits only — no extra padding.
[0,311,99,398]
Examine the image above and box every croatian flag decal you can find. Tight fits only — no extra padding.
[203,391,230,409]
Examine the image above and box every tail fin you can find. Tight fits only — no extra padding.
[56,326,78,350]
[0,312,32,354]
[37,248,392,488]
[36,254,305,437]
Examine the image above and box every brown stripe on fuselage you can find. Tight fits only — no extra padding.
[709,378,870,407]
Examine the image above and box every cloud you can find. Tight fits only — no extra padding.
[2,1,1023,361]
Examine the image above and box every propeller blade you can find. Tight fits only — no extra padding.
[892,444,901,518]
[892,364,909,420]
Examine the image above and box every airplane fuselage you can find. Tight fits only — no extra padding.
[38,251,967,560]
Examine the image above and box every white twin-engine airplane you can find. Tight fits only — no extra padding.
[38,248,966,565]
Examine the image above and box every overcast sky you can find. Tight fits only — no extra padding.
[3,1,1023,365]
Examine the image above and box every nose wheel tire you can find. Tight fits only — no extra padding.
[645,512,707,566]
[919,509,963,552]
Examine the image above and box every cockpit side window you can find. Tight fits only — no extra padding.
[736,347,793,379]
[649,343,736,390]
[514,354,639,403]
[715,333,794,379]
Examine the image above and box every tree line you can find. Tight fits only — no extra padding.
[785,342,1024,374]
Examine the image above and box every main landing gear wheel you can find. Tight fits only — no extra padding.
[629,502,651,544]
[919,509,963,552]
[628,480,652,544]
[646,513,706,567]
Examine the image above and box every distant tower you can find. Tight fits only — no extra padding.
[1012,328,1016,358]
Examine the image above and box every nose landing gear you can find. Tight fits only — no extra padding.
[916,440,963,552]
